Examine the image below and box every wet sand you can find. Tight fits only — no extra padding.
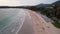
[26,9,60,34]
[18,12,34,34]
[18,9,60,34]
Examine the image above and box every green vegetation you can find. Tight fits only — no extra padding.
[52,21,60,28]
[28,3,60,28]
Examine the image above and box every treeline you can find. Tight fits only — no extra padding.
[0,6,26,8]
[28,5,60,23]
[28,4,60,28]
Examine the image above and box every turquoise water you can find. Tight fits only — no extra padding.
[0,17,10,29]
[0,8,19,30]
[0,8,26,34]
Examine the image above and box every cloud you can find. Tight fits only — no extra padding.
[0,0,58,6]
[0,0,22,6]
[0,0,41,6]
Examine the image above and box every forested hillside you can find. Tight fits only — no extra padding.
[27,1,60,28]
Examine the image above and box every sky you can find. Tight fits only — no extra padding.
[0,0,58,6]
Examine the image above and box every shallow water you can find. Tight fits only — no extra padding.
[0,8,26,34]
